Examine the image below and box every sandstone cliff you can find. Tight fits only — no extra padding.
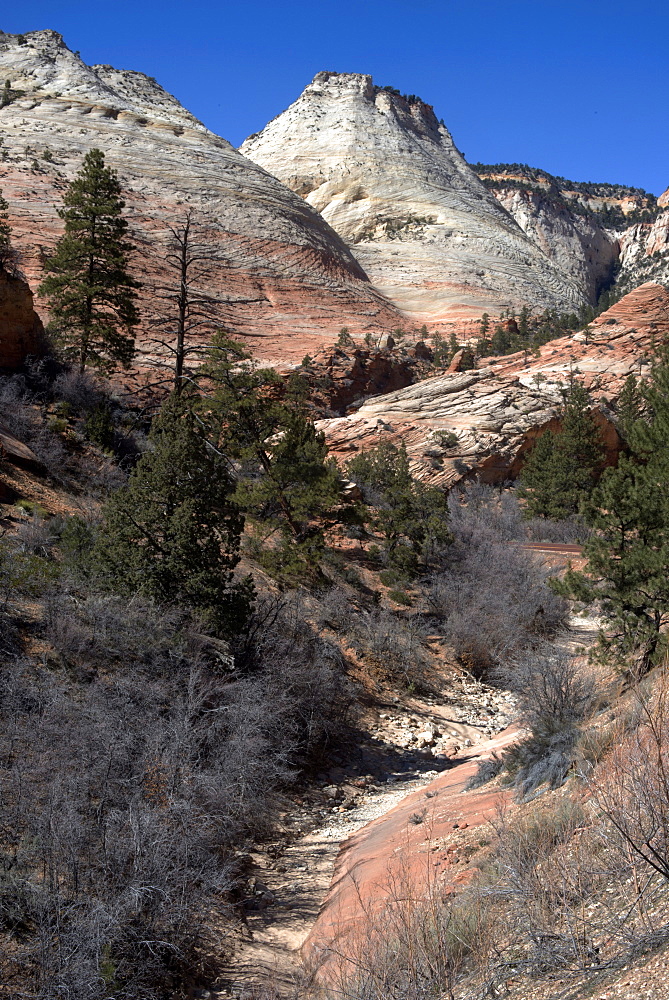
[480,183,618,304]
[241,73,585,325]
[0,31,402,365]
[618,212,669,292]
[320,283,669,487]
[474,164,669,307]
[0,267,44,368]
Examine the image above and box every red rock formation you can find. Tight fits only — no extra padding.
[0,268,44,369]
[320,283,668,488]
[284,343,432,415]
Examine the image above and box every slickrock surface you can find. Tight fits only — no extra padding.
[659,187,669,208]
[301,615,599,982]
[241,72,585,325]
[217,658,516,996]
[0,32,402,364]
[320,283,669,487]
[0,268,44,368]
[301,724,518,980]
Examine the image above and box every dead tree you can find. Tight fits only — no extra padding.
[143,210,230,395]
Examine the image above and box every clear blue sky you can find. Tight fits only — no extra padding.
[5,1,668,194]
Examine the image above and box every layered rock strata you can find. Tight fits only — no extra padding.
[487,185,618,304]
[320,283,669,487]
[0,32,402,366]
[474,165,669,304]
[618,213,669,292]
[241,72,586,325]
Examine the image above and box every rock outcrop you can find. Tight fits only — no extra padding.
[0,32,402,365]
[486,184,618,304]
[320,283,669,487]
[0,268,44,368]
[282,342,433,415]
[241,73,585,325]
[618,213,669,292]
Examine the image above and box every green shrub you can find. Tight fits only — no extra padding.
[388,589,412,606]
[53,400,72,418]
[84,404,116,450]
[433,429,459,449]
[15,499,49,518]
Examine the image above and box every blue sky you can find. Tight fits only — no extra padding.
[4,1,668,194]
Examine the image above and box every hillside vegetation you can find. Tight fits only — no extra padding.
[2,148,669,1000]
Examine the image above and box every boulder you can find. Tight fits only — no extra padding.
[0,269,44,369]
[0,425,39,465]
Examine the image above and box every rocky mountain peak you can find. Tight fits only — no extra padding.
[0,29,208,133]
[0,33,403,362]
[1,29,114,104]
[241,72,585,323]
[304,70,444,141]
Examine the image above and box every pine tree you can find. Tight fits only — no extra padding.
[491,324,510,354]
[629,350,669,465]
[94,394,251,635]
[346,440,451,573]
[0,187,22,276]
[616,372,644,444]
[555,455,669,674]
[200,332,345,575]
[518,376,604,518]
[145,210,227,395]
[431,332,449,365]
[0,189,11,264]
[555,351,669,673]
[448,332,459,359]
[39,149,139,373]
[476,312,491,357]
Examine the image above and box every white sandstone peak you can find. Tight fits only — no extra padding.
[0,29,208,132]
[241,71,587,323]
[0,38,400,359]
